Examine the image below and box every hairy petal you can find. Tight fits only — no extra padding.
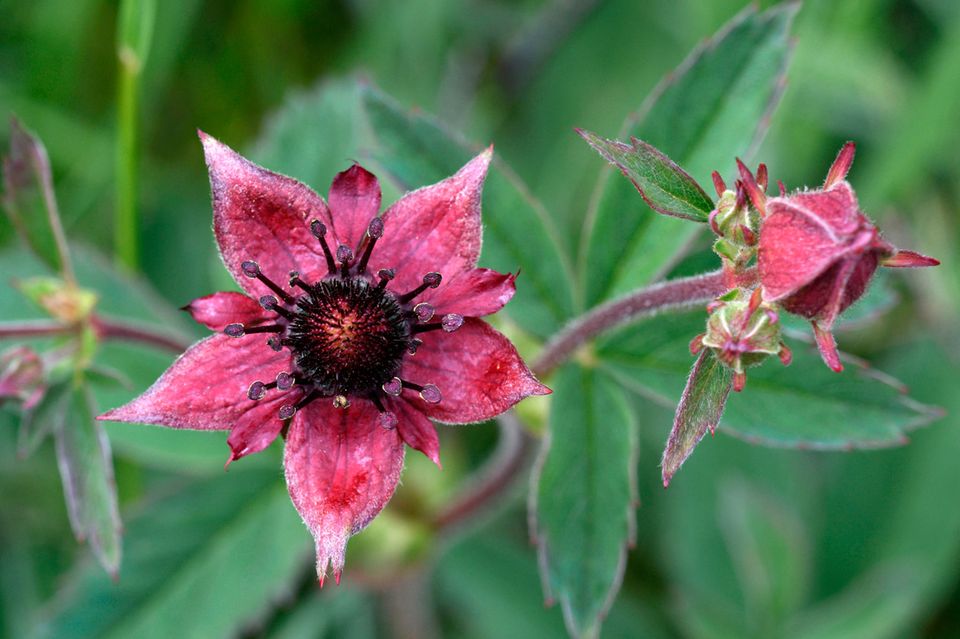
[200,132,333,294]
[284,400,405,585]
[183,291,269,331]
[373,149,491,295]
[328,164,382,251]
[390,399,441,467]
[400,318,549,423]
[98,334,293,431]
[423,268,516,317]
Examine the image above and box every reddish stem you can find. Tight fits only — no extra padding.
[0,317,189,354]
[533,267,756,378]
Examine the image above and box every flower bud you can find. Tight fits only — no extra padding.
[0,346,45,410]
[695,288,789,392]
[757,142,938,372]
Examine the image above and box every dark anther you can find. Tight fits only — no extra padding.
[407,338,422,355]
[310,219,337,274]
[336,245,354,278]
[377,268,395,290]
[398,272,442,304]
[356,217,384,274]
[278,404,296,420]
[371,395,398,430]
[248,381,267,400]
[225,323,245,337]
[288,272,311,293]
[241,261,294,305]
[260,295,294,320]
[382,377,402,396]
[267,336,283,352]
[276,372,294,390]
[412,302,435,322]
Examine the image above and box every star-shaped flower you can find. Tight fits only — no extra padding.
[100,133,549,584]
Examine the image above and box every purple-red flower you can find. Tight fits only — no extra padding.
[100,133,549,584]
[742,143,938,372]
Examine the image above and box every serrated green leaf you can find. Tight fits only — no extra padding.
[532,364,636,639]
[662,349,732,487]
[578,130,714,222]
[717,477,810,634]
[17,379,71,458]
[359,84,576,339]
[35,470,310,639]
[582,3,797,307]
[598,311,939,450]
[53,383,122,577]
[2,118,65,273]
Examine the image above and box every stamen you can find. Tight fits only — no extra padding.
[241,261,294,305]
[407,339,422,355]
[370,395,398,430]
[356,217,384,274]
[332,394,350,409]
[412,313,463,334]
[412,302,435,322]
[276,371,294,390]
[336,245,354,278]
[248,380,277,400]
[278,389,323,420]
[399,380,442,404]
[310,220,337,274]
[267,336,283,352]
[278,404,296,420]
[398,272,442,304]
[224,323,284,337]
[288,271,311,293]
[377,268,395,290]
[382,377,403,396]
[259,295,294,320]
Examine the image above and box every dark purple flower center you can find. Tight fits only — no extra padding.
[223,216,463,428]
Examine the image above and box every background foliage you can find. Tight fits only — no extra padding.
[1,0,959,638]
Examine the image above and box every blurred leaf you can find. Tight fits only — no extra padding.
[717,477,810,635]
[598,311,940,449]
[360,83,576,339]
[662,349,732,487]
[264,590,375,639]
[578,130,714,222]
[35,470,310,639]
[581,3,797,306]
[17,378,70,458]
[53,383,122,577]
[531,364,636,638]
[2,118,64,272]
[252,78,371,197]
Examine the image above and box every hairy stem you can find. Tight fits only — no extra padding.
[433,411,532,533]
[0,317,189,354]
[533,268,755,378]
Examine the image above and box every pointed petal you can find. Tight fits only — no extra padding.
[372,149,492,296]
[399,318,549,423]
[199,132,333,296]
[824,142,856,189]
[882,250,940,268]
[812,322,843,372]
[391,399,441,467]
[422,268,516,317]
[736,158,766,216]
[183,291,269,332]
[98,334,293,431]
[283,400,405,583]
[328,164,382,251]
[759,188,870,301]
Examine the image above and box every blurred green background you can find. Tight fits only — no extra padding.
[2,0,959,637]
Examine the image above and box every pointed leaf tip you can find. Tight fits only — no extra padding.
[881,250,940,268]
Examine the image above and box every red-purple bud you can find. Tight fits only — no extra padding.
[757,142,938,371]
[0,346,45,410]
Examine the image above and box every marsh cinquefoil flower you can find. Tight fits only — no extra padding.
[101,133,549,584]
[738,143,939,372]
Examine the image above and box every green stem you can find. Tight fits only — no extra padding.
[115,54,140,270]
